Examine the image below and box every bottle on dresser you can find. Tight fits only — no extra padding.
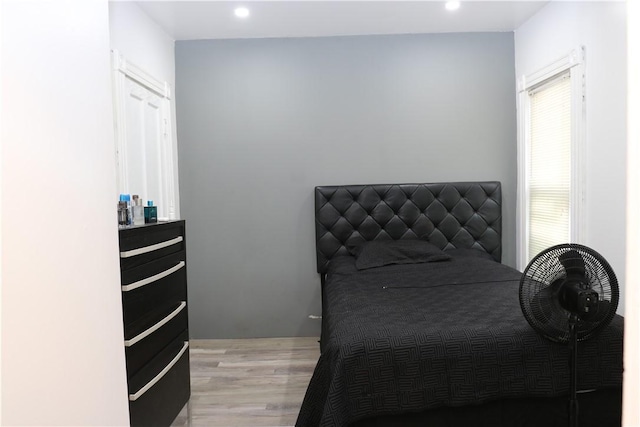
[117,199,128,227]
[144,200,158,223]
[132,195,145,226]
[118,194,133,226]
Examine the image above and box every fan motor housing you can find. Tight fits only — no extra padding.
[559,279,599,315]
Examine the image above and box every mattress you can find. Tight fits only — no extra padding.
[296,253,624,427]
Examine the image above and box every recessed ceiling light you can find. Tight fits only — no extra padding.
[445,1,461,11]
[234,7,250,18]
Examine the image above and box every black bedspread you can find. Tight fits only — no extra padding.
[296,255,624,427]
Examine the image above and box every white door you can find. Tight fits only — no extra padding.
[112,50,176,221]
[124,77,164,216]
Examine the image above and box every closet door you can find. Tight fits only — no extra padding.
[112,50,176,221]
[123,78,164,216]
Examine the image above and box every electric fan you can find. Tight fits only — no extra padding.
[519,243,619,427]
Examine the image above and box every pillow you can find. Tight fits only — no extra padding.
[349,240,450,270]
[445,247,496,262]
[326,256,359,276]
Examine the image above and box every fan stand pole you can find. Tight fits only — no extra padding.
[568,314,579,427]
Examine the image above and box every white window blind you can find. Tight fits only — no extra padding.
[527,72,572,260]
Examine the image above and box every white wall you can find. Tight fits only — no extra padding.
[109,2,180,218]
[1,1,129,425]
[624,1,640,424]
[515,1,627,313]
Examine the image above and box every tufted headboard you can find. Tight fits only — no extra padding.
[315,182,502,274]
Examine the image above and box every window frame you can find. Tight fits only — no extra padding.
[516,47,586,270]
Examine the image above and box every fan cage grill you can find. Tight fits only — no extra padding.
[519,243,619,343]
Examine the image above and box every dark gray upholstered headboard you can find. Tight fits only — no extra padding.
[315,182,502,274]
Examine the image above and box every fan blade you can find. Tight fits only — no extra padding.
[531,279,564,323]
[559,250,586,279]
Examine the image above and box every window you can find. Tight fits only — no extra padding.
[517,48,585,269]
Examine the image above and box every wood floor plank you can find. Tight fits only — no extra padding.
[171,337,320,427]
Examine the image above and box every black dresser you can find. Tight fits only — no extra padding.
[118,220,190,427]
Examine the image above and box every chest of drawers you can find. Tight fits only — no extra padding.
[118,220,190,427]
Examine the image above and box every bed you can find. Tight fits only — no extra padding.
[296,182,623,427]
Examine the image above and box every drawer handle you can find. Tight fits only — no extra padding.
[120,236,183,258]
[121,261,185,292]
[124,302,187,347]
[129,341,189,402]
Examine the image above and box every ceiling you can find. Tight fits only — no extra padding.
[133,1,551,41]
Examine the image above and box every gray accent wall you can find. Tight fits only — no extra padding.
[176,32,516,338]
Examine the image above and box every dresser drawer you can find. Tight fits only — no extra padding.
[128,334,190,427]
[121,259,187,327]
[121,250,186,290]
[125,301,188,379]
[120,222,186,270]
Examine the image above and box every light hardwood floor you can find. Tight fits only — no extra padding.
[172,337,320,427]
